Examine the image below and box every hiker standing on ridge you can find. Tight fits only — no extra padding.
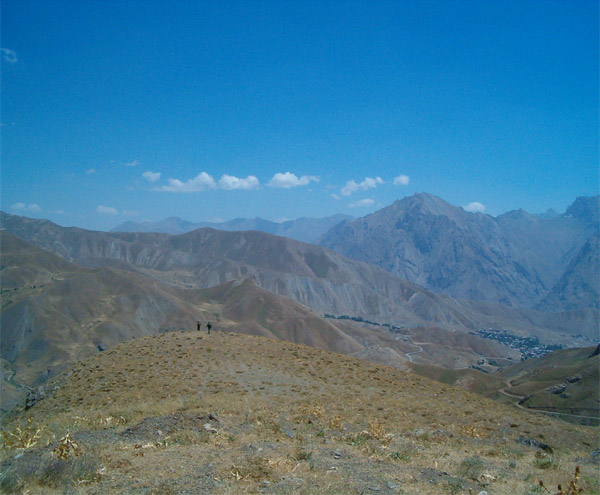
[207,322,212,335]
[197,321,201,331]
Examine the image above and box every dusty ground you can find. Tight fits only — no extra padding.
[1,331,598,494]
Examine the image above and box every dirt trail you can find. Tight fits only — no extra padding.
[405,343,424,363]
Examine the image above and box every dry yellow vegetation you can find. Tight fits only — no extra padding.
[1,331,598,494]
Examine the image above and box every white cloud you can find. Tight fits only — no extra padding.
[218,174,259,190]
[341,177,383,196]
[349,198,375,208]
[86,168,96,175]
[267,172,319,188]
[464,202,486,213]
[1,48,18,64]
[96,205,118,215]
[10,202,41,213]
[124,159,139,167]
[393,175,410,186]
[142,171,161,183]
[331,193,341,200]
[158,172,216,192]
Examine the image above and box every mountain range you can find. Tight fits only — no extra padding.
[111,214,353,244]
[1,193,598,414]
[3,211,596,341]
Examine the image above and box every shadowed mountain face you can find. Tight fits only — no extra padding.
[110,214,354,244]
[319,193,599,310]
[536,234,600,312]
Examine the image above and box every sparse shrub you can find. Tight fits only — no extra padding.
[297,403,324,423]
[535,452,558,470]
[459,455,485,479]
[4,450,103,491]
[1,419,44,451]
[0,468,25,494]
[509,459,517,469]
[447,476,464,494]
[230,455,272,481]
[38,452,101,487]
[328,414,343,429]
[389,451,411,462]
[171,429,210,445]
[52,432,81,460]
[345,431,368,446]
[459,424,486,438]
[151,481,177,495]
[294,445,313,461]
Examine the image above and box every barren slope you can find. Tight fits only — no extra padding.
[0,234,362,411]
[1,332,597,495]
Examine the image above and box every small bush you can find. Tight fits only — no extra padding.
[459,455,485,479]
[0,468,25,494]
[230,455,272,481]
[390,450,411,462]
[4,451,102,491]
[447,477,464,495]
[38,453,100,488]
[294,446,313,461]
[171,429,210,445]
[1,419,44,451]
[535,452,558,470]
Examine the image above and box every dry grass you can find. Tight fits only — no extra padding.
[2,331,598,494]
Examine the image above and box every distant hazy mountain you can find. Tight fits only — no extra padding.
[110,214,354,244]
[319,193,598,310]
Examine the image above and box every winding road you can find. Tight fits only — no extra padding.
[405,343,424,363]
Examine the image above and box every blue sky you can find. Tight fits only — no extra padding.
[1,0,598,231]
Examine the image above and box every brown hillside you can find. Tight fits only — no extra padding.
[3,211,597,342]
[0,233,364,412]
[498,346,599,419]
[1,332,597,494]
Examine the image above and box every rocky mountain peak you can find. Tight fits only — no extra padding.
[564,195,599,226]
